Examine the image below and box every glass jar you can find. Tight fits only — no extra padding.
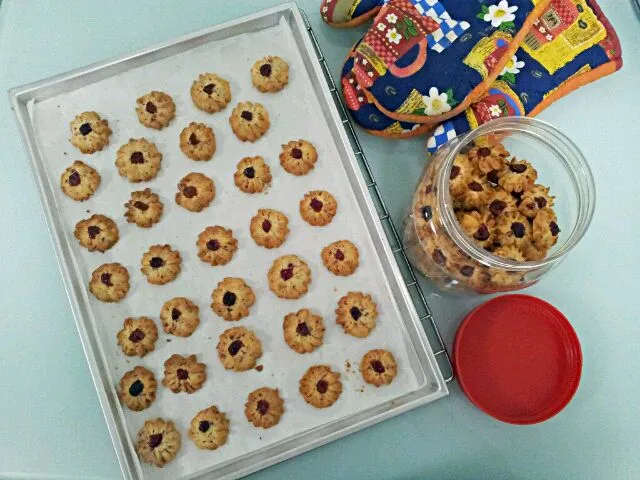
[404,118,595,295]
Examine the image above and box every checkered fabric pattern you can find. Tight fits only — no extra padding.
[410,0,450,20]
[427,19,471,53]
[426,121,458,153]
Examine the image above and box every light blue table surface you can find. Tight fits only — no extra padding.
[1,1,638,479]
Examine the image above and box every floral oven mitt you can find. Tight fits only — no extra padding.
[324,0,622,149]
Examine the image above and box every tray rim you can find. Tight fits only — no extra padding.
[9,4,449,479]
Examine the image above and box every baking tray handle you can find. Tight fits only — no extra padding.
[300,10,453,383]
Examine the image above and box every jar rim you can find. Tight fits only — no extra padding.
[437,117,596,271]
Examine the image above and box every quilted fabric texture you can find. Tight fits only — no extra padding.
[342,0,551,126]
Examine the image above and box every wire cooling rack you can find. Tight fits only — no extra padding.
[302,11,453,383]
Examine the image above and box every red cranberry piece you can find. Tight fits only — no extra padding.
[280,264,294,281]
[183,186,197,198]
[68,170,81,186]
[257,400,270,415]
[259,64,272,77]
[87,225,101,239]
[199,421,210,433]
[176,368,189,380]
[371,360,385,373]
[243,166,255,178]
[468,181,483,192]
[510,163,527,173]
[202,83,215,95]
[262,220,272,233]
[189,133,200,146]
[291,148,303,159]
[477,147,491,157]
[349,307,362,321]
[511,222,526,238]
[296,322,310,336]
[206,239,220,251]
[128,329,145,343]
[241,110,253,121]
[535,197,547,208]
[100,272,113,286]
[149,257,164,268]
[228,340,243,356]
[450,166,461,180]
[171,308,181,320]
[148,434,163,449]
[424,184,433,194]
[128,380,144,397]
[79,123,92,136]
[334,249,345,261]
[432,249,447,265]
[460,266,475,277]
[222,291,236,306]
[549,221,560,236]
[133,201,148,211]
[145,102,157,114]
[316,380,328,394]
[489,200,507,216]
[310,198,323,212]
[474,224,490,242]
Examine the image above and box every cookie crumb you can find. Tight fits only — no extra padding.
[255,365,264,372]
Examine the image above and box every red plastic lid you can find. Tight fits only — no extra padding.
[454,294,582,425]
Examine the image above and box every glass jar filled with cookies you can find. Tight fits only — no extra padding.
[404,118,595,295]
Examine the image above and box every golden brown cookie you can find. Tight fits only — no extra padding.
[136,91,176,129]
[160,297,200,337]
[335,292,378,338]
[279,140,317,176]
[321,240,360,276]
[299,365,342,409]
[60,160,101,201]
[532,207,560,252]
[251,56,289,93]
[360,349,398,387]
[494,212,531,249]
[189,406,229,451]
[229,101,270,142]
[118,366,157,411]
[456,210,494,250]
[498,159,538,193]
[459,177,490,210]
[267,255,312,300]
[299,190,337,226]
[245,387,285,428]
[467,143,509,174]
[519,184,555,219]
[115,138,162,183]
[124,188,163,228]
[116,316,158,357]
[179,122,216,161]
[175,172,215,212]
[89,263,130,302]
[191,73,232,113]
[162,354,207,394]
[486,188,518,218]
[141,244,182,285]
[283,308,324,354]
[250,209,289,249]
[74,214,119,252]
[69,111,112,154]
[449,154,474,198]
[136,418,181,467]
[493,244,526,262]
[233,156,272,193]
[452,262,489,290]
[211,277,255,321]
[216,327,262,371]
[196,226,238,266]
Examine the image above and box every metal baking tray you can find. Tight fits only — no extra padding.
[10,4,451,479]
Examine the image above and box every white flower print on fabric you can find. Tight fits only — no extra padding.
[421,87,452,116]
[386,28,402,45]
[484,0,518,28]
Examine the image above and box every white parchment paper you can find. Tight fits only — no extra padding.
[30,17,434,480]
